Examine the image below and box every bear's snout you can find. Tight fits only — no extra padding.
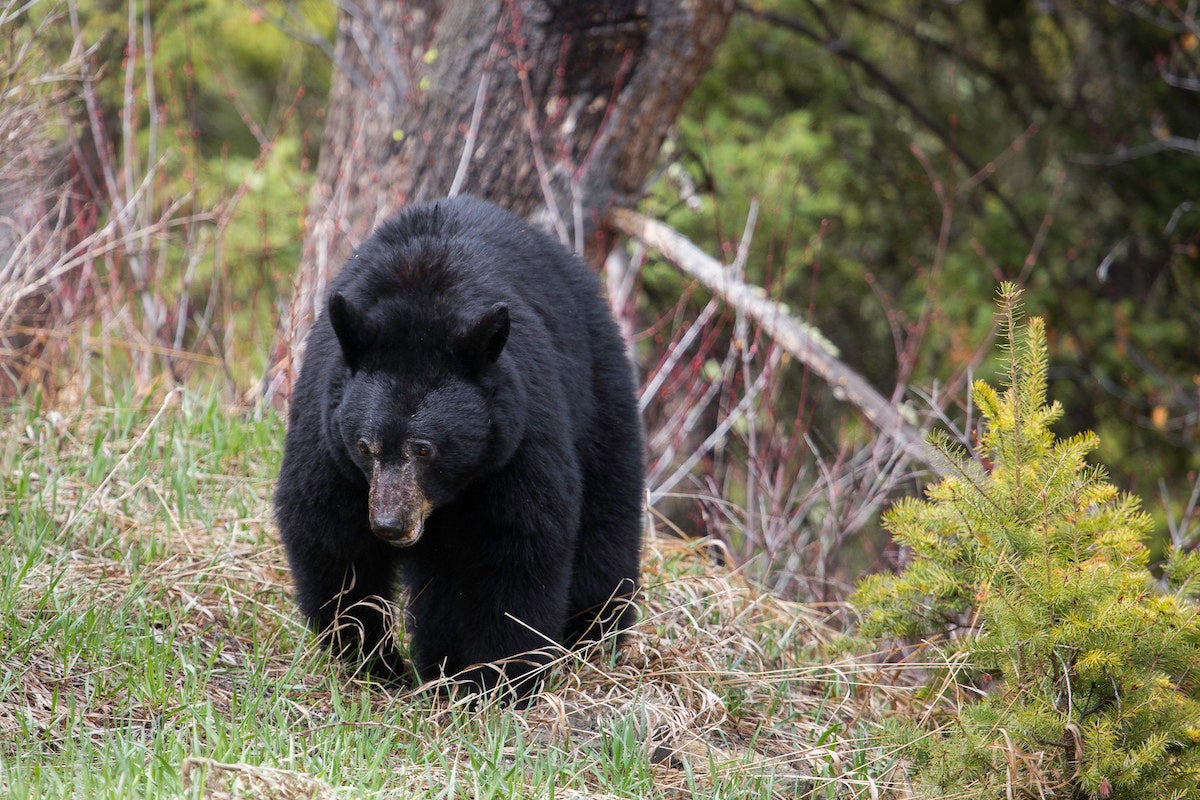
[368,461,431,547]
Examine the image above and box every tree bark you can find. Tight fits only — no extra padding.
[264,0,735,401]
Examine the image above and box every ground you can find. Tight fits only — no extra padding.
[1,388,903,798]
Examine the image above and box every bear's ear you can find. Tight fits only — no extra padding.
[328,291,370,369]
[459,303,510,371]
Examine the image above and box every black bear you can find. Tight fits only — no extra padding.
[274,196,644,702]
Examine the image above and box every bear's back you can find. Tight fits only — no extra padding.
[343,197,602,336]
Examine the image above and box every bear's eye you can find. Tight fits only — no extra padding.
[356,439,372,458]
[411,440,435,461]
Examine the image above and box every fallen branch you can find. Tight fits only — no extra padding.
[609,207,952,478]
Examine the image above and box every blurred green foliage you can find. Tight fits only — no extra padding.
[43,0,333,379]
[656,0,1199,536]
[73,0,332,158]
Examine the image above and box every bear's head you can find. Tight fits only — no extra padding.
[325,291,524,547]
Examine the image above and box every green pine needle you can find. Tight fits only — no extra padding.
[855,286,1200,800]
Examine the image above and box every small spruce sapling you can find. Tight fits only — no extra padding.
[854,284,1200,800]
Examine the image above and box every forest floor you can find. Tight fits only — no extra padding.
[2,385,911,799]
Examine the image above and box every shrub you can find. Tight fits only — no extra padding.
[855,284,1200,799]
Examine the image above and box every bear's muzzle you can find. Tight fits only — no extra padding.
[368,461,431,547]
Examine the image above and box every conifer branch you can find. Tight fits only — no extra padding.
[855,287,1200,798]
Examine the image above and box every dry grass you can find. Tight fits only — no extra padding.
[1,389,912,798]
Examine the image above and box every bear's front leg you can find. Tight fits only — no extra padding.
[400,437,583,704]
[278,493,409,683]
[298,547,408,683]
[403,544,574,703]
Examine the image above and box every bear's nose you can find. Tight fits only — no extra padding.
[369,512,425,547]
[370,514,403,535]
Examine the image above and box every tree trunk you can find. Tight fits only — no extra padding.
[264,0,735,401]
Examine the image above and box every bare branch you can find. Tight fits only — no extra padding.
[610,207,953,478]
[448,70,491,198]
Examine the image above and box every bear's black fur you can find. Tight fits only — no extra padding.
[274,196,644,701]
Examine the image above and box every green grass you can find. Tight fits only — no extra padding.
[1,384,903,798]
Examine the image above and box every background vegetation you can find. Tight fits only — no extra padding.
[655,0,1200,555]
[6,0,1198,574]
